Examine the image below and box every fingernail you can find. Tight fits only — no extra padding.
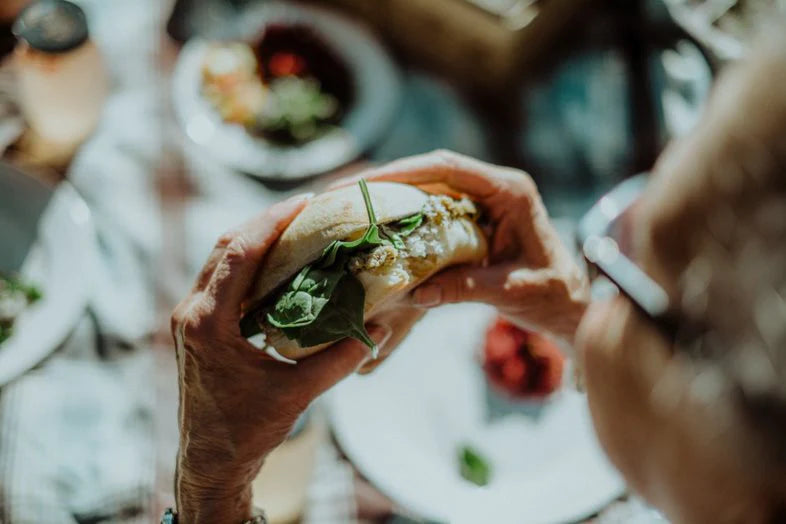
[357,360,379,376]
[413,285,442,307]
[369,324,392,351]
[355,325,391,370]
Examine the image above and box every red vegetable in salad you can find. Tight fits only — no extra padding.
[267,51,306,78]
[482,318,564,399]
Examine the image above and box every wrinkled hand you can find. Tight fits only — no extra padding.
[171,194,400,523]
[339,150,589,343]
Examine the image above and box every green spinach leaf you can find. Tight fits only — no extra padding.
[283,272,376,355]
[246,179,390,351]
[458,445,492,486]
[266,264,343,329]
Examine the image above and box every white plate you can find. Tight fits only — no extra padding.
[329,304,624,523]
[171,2,401,180]
[0,177,95,386]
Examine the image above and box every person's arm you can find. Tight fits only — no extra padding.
[171,151,589,520]
[171,194,395,523]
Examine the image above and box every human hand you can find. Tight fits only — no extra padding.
[576,25,786,523]
[171,194,396,523]
[337,150,589,343]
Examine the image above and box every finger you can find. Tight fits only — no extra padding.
[205,193,310,316]
[357,307,425,374]
[359,150,532,201]
[297,324,393,396]
[191,233,235,293]
[192,193,312,294]
[321,161,373,190]
[411,264,513,307]
[325,170,371,191]
[577,296,675,468]
[575,299,619,371]
[577,297,672,384]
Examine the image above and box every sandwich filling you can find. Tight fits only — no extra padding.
[240,181,478,357]
[348,195,476,275]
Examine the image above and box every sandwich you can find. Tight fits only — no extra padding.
[240,179,487,362]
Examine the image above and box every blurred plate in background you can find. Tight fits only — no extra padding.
[171,2,401,180]
[0,165,95,386]
[329,304,624,524]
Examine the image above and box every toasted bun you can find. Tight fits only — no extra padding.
[248,182,487,359]
[251,182,428,301]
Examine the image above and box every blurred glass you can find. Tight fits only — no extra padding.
[251,411,326,523]
[12,0,108,150]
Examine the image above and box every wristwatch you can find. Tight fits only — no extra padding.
[161,508,268,524]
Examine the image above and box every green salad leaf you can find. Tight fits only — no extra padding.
[381,212,424,250]
[241,180,428,354]
[265,265,344,329]
[281,272,376,353]
[242,179,388,352]
[458,445,492,487]
[0,274,42,345]
[393,213,424,235]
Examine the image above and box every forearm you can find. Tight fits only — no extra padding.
[175,449,262,523]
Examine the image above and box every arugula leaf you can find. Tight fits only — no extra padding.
[458,445,492,486]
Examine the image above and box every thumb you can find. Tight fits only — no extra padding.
[411,264,511,307]
[297,324,392,396]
